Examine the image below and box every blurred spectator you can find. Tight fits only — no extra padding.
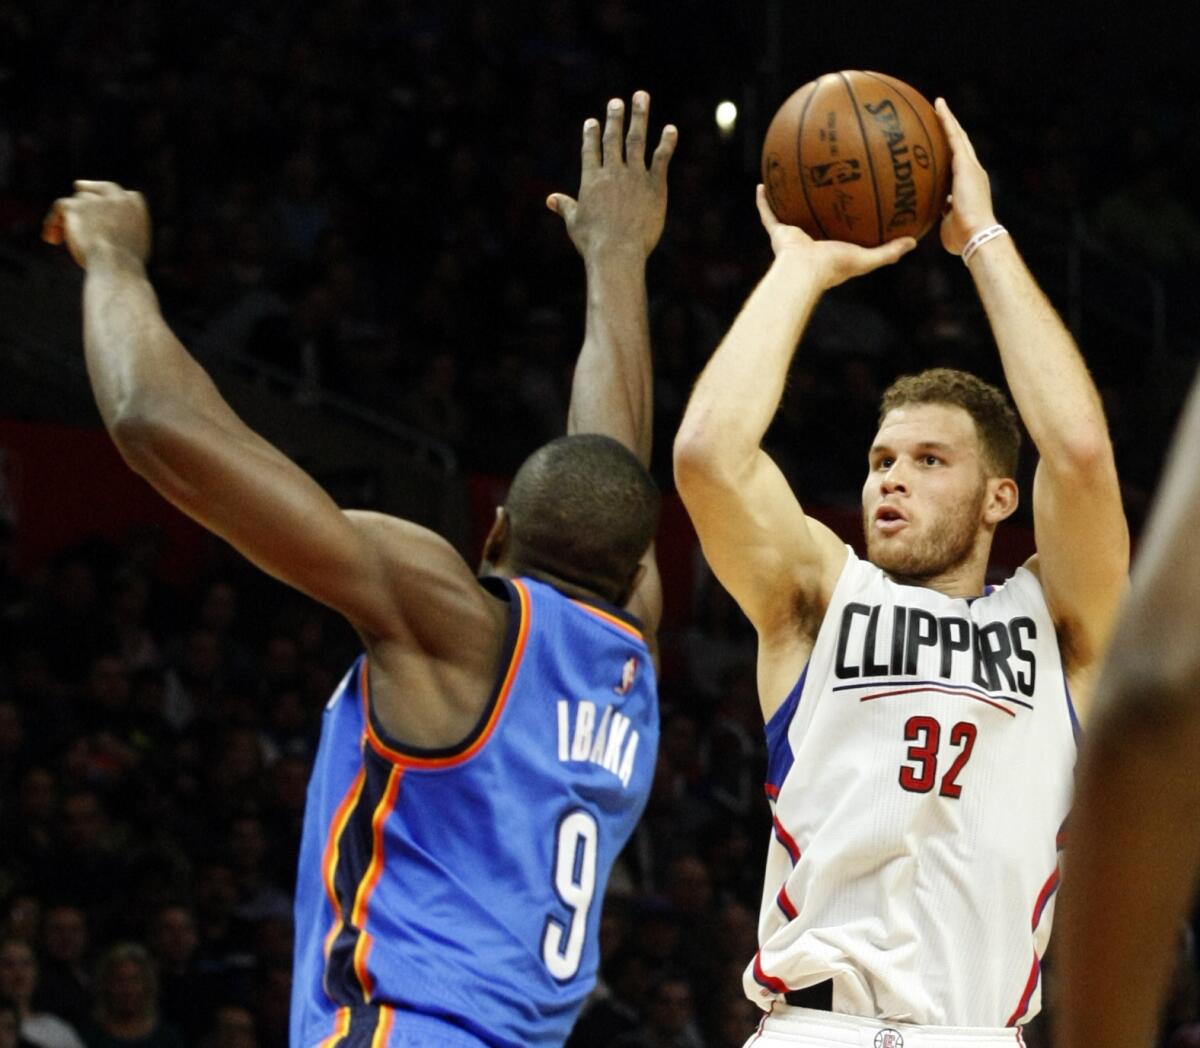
[147,906,214,1045]
[224,815,290,925]
[199,1006,255,1048]
[84,943,182,1048]
[611,973,706,1048]
[32,906,90,1029]
[0,939,84,1048]
[42,793,123,924]
[0,993,37,1048]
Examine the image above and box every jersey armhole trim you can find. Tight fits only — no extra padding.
[362,579,531,768]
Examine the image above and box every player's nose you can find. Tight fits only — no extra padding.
[880,463,908,492]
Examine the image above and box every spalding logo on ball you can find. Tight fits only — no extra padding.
[761,71,950,247]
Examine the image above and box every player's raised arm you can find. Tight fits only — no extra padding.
[1056,369,1200,1048]
[935,100,1128,715]
[548,91,675,634]
[43,182,468,647]
[673,189,913,715]
[552,91,674,466]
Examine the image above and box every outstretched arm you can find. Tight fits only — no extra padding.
[936,100,1128,714]
[549,92,676,632]
[1055,370,1200,1048]
[553,91,675,466]
[674,190,913,717]
[43,183,474,649]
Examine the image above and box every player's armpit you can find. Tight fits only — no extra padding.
[1028,454,1129,717]
[674,441,845,702]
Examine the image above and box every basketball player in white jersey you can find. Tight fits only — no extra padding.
[1056,367,1200,1048]
[674,98,1129,1041]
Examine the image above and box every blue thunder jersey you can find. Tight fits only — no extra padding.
[290,576,658,1048]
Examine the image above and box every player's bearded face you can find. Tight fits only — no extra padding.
[862,403,993,582]
[863,472,987,579]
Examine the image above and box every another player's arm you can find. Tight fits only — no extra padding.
[1056,371,1200,1048]
[550,92,676,635]
[936,100,1128,715]
[674,189,914,717]
[44,183,480,653]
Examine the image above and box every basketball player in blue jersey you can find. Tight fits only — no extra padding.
[675,99,1129,1040]
[1056,367,1200,1048]
[44,91,676,1048]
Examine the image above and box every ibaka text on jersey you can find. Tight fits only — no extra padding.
[834,602,1038,696]
[556,700,641,788]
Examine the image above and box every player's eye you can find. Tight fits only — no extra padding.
[922,455,941,466]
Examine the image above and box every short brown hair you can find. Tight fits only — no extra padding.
[879,368,1020,477]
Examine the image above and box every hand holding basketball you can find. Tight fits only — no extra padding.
[43,181,151,270]
[761,71,950,248]
[548,90,677,261]
[934,99,999,258]
[756,184,915,290]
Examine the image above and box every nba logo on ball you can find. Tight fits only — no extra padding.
[874,1029,904,1048]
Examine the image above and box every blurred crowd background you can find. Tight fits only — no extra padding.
[1,2,1198,1047]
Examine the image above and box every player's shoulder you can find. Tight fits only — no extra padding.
[344,509,504,647]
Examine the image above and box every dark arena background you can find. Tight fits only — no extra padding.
[0,2,1196,1046]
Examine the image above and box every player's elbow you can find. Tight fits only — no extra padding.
[1047,425,1116,478]
[107,403,183,484]
[673,424,723,499]
[674,415,750,493]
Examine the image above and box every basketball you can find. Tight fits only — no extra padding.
[761,71,950,247]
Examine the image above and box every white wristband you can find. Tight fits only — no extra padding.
[961,224,1008,266]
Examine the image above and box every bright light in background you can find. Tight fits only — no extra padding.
[715,100,738,138]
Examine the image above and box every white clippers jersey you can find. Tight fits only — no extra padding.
[745,548,1077,1026]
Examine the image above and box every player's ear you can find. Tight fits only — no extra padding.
[479,507,511,571]
[984,477,1019,524]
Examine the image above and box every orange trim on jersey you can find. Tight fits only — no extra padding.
[320,768,368,993]
[370,1006,395,1048]
[349,765,404,999]
[362,580,531,768]
[316,1007,351,1048]
[570,598,644,641]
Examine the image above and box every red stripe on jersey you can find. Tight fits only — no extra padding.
[776,885,797,920]
[763,782,780,800]
[752,953,790,995]
[363,580,531,768]
[1031,867,1060,931]
[320,769,367,994]
[859,685,1017,718]
[772,813,801,865]
[350,765,405,999]
[1005,950,1040,1026]
[316,1007,351,1048]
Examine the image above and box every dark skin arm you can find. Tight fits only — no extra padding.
[45,94,674,746]
[549,91,676,638]
[1055,371,1200,1048]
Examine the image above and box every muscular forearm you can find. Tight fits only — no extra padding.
[567,248,653,465]
[83,247,233,436]
[967,236,1109,466]
[676,252,822,471]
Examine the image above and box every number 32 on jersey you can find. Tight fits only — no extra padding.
[899,715,978,798]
